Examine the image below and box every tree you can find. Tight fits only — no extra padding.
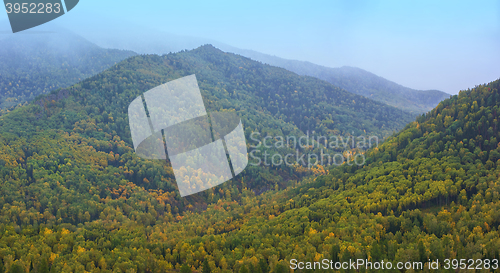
[38,258,50,273]
[202,259,211,273]
[239,265,248,273]
[180,264,192,273]
[249,262,258,273]
[274,263,287,273]
[9,262,23,273]
[418,240,426,263]
[331,244,340,263]
[259,258,270,273]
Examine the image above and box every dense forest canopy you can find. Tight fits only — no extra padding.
[0,44,497,272]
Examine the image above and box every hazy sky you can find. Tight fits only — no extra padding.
[1,0,499,94]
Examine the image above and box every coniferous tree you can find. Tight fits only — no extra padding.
[239,265,248,273]
[9,263,22,273]
[418,240,426,263]
[180,264,192,273]
[273,263,287,273]
[331,244,340,263]
[259,258,270,273]
[249,263,258,273]
[202,259,211,273]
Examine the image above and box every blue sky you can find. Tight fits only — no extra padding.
[1,0,499,94]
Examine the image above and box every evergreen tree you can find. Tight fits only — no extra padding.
[249,263,258,273]
[331,244,340,263]
[239,265,248,273]
[202,259,211,273]
[259,258,270,273]
[418,240,426,263]
[9,263,22,273]
[274,263,287,273]
[180,264,192,273]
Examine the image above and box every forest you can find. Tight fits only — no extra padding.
[0,45,498,272]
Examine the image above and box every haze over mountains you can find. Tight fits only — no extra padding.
[217,46,452,114]
[92,32,452,114]
[0,21,450,115]
[49,20,449,114]
[0,25,135,111]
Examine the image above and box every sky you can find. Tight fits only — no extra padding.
[1,0,499,94]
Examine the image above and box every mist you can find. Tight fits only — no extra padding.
[1,0,499,94]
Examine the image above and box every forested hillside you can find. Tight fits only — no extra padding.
[0,28,136,112]
[219,46,451,115]
[0,45,418,272]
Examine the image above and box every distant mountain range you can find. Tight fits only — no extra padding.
[0,23,449,116]
[216,46,452,114]
[57,19,450,114]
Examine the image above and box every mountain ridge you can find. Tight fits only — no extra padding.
[216,45,452,114]
[50,21,448,114]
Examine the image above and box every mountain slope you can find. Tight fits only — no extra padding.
[218,46,451,114]
[146,78,500,271]
[0,44,415,193]
[0,45,419,272]
[0,27,136,111]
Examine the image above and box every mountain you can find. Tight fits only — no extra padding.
[61,22,448,115]
[217,46,452,114]
[135,78,498,271]
[0,45,418,272]
[0,27,136,112]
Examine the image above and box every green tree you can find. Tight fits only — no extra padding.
[180,264,192,273]
[9,262,23,273]
[239,265,248,273]
[418,240,426,263]
[202,259,211,273]
[331,244,340,263]
[274,263,287,273]
[249,263,258,273]
[259,258,270,273]
[38,258,49,273]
